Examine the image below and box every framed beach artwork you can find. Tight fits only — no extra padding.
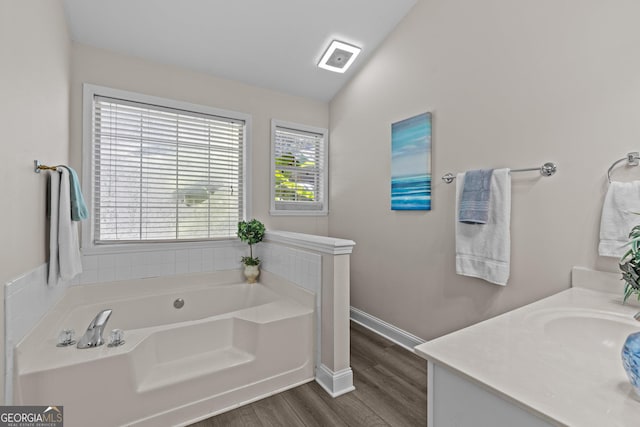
[391,112,432,210]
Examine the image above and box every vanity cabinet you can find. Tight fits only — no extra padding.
[415,270,640,427]
[426,361,555,427]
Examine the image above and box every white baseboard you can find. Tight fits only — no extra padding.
[350,306,426,353]
[315,364,355,397]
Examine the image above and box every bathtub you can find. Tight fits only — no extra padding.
[14,270,315,427]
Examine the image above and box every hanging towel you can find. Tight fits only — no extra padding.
[459,169,494,224]
[59,166,89,221]
[455,168,511,286]
[48,168,83,286]
[47,172,60,285]
[598,181,640,257]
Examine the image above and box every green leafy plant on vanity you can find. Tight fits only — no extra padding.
[620,223,640,302]
[237,219,265,283]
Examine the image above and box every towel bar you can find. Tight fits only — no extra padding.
[34,160,59,173]
[441,162,557,184]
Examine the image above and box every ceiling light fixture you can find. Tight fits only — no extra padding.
[317,40,361,73]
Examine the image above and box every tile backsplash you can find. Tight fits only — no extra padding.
[77,244,246,286]
[257,242,322,294]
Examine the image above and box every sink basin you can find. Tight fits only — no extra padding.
[528,308,640,357]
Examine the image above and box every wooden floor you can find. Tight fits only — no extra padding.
[188,321,427,427]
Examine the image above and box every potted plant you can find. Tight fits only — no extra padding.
[619,223,640,397]
[620,224,640,303]
[237,219,266,283]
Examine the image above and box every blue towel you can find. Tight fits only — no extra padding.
[60,166,89,221]
[459,169,494,224]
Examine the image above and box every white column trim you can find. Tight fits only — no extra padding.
[315,364,355,398]
[265,231,355,255]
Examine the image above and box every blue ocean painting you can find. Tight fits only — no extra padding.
[391,112,431,210]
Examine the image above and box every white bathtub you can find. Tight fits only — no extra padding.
[14,271,315,427]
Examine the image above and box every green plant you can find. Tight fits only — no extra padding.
[275,152,316,201]
[237,219,265,266]
[620,224,640,302]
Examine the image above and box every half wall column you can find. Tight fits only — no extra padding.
[261,231,356,397]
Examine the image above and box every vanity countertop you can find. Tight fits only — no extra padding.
[415,286,640,427]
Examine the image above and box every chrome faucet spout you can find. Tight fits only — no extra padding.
[634,312,640,322]
[77,309,112,349]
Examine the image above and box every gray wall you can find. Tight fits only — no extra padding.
[329,0,640,339]
[0,0,70,294]
[70,43,330,236]
[0,0,71,402]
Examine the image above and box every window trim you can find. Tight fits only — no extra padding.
[269,119,328,216]
[81,84,252,254]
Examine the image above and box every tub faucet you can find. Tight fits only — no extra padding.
[77,309,112,349]
[635,312,640,322]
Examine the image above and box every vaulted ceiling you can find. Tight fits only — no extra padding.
[63,0,417,102]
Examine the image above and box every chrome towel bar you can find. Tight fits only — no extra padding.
[441,162,557,184]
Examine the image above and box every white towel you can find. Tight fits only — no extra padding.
[598,181,640,258]
[48,169,83,285]
[47,172,60,285]
[455,168,511,286]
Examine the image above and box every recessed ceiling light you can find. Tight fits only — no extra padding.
[317,40,362,73]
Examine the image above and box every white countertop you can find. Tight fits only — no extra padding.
[415,287,640,427]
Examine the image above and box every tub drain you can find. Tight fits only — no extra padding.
[174,298,184,309]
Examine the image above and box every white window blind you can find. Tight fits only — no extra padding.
[271,121,327,214]
[92,95,245,243]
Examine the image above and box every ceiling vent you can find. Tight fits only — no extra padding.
[317,40,361,73]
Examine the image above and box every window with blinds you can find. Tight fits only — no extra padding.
[270,120,328,215]
[91,92,246,244]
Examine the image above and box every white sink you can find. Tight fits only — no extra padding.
[529,308,639,357]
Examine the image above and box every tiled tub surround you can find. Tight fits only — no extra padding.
[415,267,640,427]
[15,271,315,427]
[4,264,72,404]
[5,231,356,405]
[4,241,246,403]
[79,241,248,285]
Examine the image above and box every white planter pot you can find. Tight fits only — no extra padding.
[243,264,260,284]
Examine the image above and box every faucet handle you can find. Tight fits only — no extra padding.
[108,329,125,347]
[57,329,76,347]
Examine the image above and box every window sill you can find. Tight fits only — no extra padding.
[81,239,240,255]
[269,209,329,217]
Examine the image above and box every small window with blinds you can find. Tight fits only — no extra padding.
[87,87,248,244]
[270,120,328,215]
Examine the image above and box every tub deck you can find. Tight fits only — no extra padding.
[14,273,315,427]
